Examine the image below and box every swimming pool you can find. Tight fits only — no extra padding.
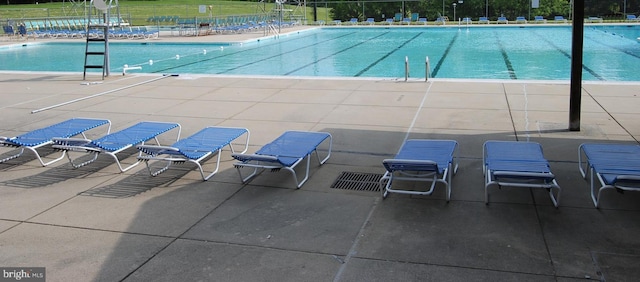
[1,25,639,81]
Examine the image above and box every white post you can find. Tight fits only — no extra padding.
[405,56,409,81]
[453,3,457,21]
[485,0,488,18]
[425,56,430,81]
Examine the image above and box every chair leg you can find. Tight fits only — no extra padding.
[547,181,560,208]
[111,153,142,172]
[590,170,604,208]
[200,150,222,181]
[29,146,69,167]
[235,164,262,184]
[484,170,492,205]
[446,164,452,202]
[379,172,391,199]
[288,155,311,189]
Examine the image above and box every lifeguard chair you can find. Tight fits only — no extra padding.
[83,0,121,80]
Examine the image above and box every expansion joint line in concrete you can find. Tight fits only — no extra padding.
[31,74,176,114]
[332,197,380,282]
[502,84,520,141]
[117,181,247,281]
[399,81,434,152]
[584,89,640,144]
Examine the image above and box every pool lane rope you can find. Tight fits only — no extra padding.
[118,48,217,73]
[31,74,178,114]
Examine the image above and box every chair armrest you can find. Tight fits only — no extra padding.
[52,137,92,147]
[493,171,555,179]
[617,175,640,181]
[137,145,179,156]
[383,159,438,172]
[232,153,279,163]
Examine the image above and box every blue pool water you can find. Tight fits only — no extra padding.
[1,25,639,81]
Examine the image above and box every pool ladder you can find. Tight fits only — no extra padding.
[404,56,431,81]
[265,24,280,37]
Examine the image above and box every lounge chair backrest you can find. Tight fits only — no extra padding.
[169,127,247,160]
[484,141,546,162]
[3,25,15,35]
[17,25,26,35]
[579,143,640,207]
[393,139,456,173]
[380,139,458,201]
[90,122,178,151]
[255,131,329,166]
[137,126,249,180]
[232,130,332,188]
[483,141,560,207]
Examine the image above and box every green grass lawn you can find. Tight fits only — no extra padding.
[1,0,331,26]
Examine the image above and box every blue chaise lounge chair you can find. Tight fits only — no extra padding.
[232,131,332,188]
[554,16,567,23]
[52,121,181,172]
[1,118,111,166]
[379,139,458,201]
[483,141,561,207]
[137,126,250,180]
[534,16,547,23]
[578,143,640,208]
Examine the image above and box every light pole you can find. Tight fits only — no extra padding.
[485,0,488,18]
[442,0,445,18]
[453,3,457,21]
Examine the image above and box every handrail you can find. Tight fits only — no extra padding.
[266,23,279,37]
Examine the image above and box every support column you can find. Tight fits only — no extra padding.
[569,0,584,131]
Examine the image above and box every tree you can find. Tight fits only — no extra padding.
[329,0,576,21]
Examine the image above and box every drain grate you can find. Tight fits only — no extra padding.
[331,171,383,192]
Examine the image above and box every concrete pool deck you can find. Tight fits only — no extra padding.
[1,25,640,281]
